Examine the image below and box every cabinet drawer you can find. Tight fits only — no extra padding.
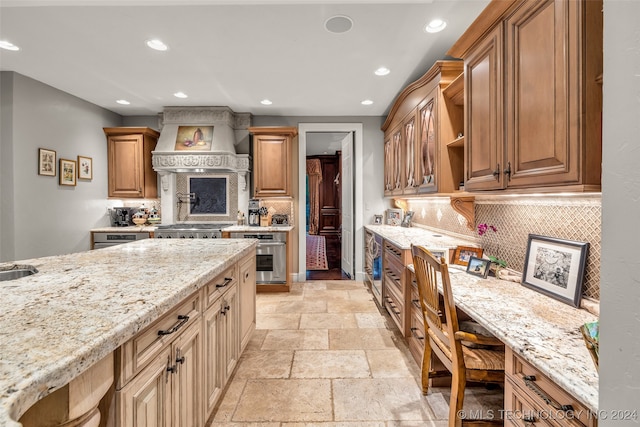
[384,241,403,264]
[384,254,405,296]
[205,265,238,308]
[118,292,201,388]
[505,379,554,427]
[506,347,596,427]
[384,281,404,332]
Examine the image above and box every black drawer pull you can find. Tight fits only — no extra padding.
[158,314,190,336]
[216,277,234,288]
[523,375,573,412]
[410,327,424,340]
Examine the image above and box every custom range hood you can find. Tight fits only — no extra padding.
[152,106,252,224]
[152,106,251,178]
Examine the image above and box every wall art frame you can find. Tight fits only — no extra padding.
[466,256,490,278]
[452,245,483,267]
[77,155,93,180]
[59,158,77,186]
[373,214,383,225]
[522,234,589,307]
[38,148,57,176]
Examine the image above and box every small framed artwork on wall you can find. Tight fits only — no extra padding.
[59,158,77,186]
[38,148,56,176]
[77,156,93,180]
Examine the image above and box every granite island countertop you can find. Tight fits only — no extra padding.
[0,238,256,427]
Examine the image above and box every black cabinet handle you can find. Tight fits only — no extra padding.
[216,277,234,288]
[523,375,573,412]
[158,314,189,336]
[410,327,425,340]
[492,163,501,177]
[504,162,512,180]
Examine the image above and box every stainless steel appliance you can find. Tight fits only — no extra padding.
[110,207,134,227]
[154,223,234,239]
[93,232,149,249]
[248,199,260,227]
[365,232,383,306]
[230,232,286,284]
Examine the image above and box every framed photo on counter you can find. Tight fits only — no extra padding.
[385,209,403,226]
[466,256,490,278]
[522,234,589,307]
[452,245,483,267]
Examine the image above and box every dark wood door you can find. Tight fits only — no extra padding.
[309,154,341,236]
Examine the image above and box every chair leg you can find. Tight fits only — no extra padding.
[449,371,466,427]
[420,339,432,395]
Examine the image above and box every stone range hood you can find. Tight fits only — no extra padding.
[152,106,252,224]
[153,106,251,180]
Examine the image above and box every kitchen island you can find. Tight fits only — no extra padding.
[0,238,256,427]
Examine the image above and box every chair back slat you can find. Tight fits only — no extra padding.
[411,245,464,366]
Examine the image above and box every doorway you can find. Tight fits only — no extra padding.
[297,123,364,282]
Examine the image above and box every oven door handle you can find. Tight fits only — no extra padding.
[256,242,286,247]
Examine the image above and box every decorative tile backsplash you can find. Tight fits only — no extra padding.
[176,172,238,223]
[405,195,601,300]
[259,199,295,226]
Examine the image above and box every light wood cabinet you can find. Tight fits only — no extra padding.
[450,0,603,192]
[382,240,411,337]
[104,127,160,198]
[114,253,254,427]
[505,346,597,427]
[382,61,464,196]
[239,255,257,352]
[249,126,298,198]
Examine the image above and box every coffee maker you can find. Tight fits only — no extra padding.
[112,207,132,227]
[248,199,260,226]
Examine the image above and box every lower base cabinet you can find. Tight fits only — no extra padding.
[113,252,255,427]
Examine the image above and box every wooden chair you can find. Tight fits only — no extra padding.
[411,244,505,427]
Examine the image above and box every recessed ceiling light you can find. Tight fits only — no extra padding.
[174,92,188,98]
[375,67,390,76]
[425,19,447,33]
[0,40,20,51]
[116,99,130,105]
[324,15,353,34]
[260,99,273,105]
[146,39,168,51]
[361,99,374,106]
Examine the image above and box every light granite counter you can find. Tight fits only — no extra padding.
[90,225,157,233]
[0,239,256,427]
[365,224,478,250]
[223,225,294,233]
[368,224,598,411]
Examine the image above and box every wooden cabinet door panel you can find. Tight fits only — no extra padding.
[239,255,256,352]
[465,25,505,191]
[506,0,575,187]
[109,135,143,197]
[117,347,171,427]
[384,137,393,194]
[203,299,223,420]
[172,321,202,427]
[255,135,289,196]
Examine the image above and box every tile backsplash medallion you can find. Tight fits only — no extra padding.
[405,195,601,300]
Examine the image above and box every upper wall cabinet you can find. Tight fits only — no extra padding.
[104,127,160,199]
[382,60,465,196]
[249,126,298,198]
[449,0,603,192]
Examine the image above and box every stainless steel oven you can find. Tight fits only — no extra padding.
[230,232,286,284]
[92,232,149,249]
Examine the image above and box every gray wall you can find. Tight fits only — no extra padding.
[0,72,122,261]
[600,0,640,418]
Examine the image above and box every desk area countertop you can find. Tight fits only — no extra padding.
[0,239,256,427]
[368,224,598,412]
[365,224,478,250]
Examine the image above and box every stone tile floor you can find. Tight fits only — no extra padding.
[209,280,502,426]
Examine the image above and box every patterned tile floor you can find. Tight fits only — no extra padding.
[208,280,502,426]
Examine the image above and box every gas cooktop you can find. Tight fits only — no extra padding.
[154,223,234,239]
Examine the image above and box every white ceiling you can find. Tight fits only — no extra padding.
[0,0,489,117]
